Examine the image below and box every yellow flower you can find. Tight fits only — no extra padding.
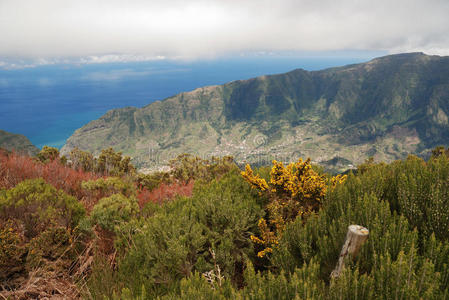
[242,157,328,258]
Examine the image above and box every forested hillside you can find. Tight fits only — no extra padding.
[62,53,449,172]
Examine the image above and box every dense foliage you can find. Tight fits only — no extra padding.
[242,158,345,258]
[1,147,449,299]
[68,147,135,176]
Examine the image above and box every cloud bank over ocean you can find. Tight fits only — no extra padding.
[1,0,448,61]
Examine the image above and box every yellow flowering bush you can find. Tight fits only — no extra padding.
[242,158,346,257]
[241,164,269,192]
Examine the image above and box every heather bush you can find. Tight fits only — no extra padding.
[84,154,449,299]
[36,146,60,163]
[423,234,449,292]
[95,147,135,176]
[68,147,136,176]
[0,179,87,290]
[93,169,263,298]
[169,154,237,182]
[69,147,95,172]
[338,154,449,241]
[396,155,449,241]
[0,221,26,280]
[0,178,85,239]
[90,194,139,232]
[235,260,325,299]
[268,156,449,298]
[26,227,74,270]
[431,146,449,158]
[271,190,441,298]
[158,260,325,299]
[82,177,136,198]
[136,171,171,191]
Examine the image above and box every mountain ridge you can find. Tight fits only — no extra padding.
[0,130,39,156]
[62,52,449,172]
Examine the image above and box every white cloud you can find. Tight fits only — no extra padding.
[80,67,189,81]
[0,55,168,69]
[0,0,448,60]
[79,54,166,64]
[81,69,153,81]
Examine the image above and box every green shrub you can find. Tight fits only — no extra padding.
[68,147,135,176]
[272,191,418,278]
[169,154,237,183]
[82,177,135,198]
[327,267,375,300]
[69,147,95,172]
[135,154,238,194]
[268,157,448,298]
[117,207,207,296]
[159,260,325,300]
[238,259,325,300]
[136,171,171,191]
[3,152,444,298]
[26,227,73,270]
[345,155,449,242]
[396,155,449,241]
[86,154,449,299]
[423,233,449,293]
[95,148,135,176]
[0,178,85,239]
[36,146,60,162]
[104,169,263,298]
[0,179,86,287]
[84,253,122,299]
[431,146,449,158]
[0,221,26,280]
[90,194,139,232]
[159,273,234,300]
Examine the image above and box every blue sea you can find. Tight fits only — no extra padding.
[0,53,384,149]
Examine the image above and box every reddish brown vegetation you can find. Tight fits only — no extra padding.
[137,180,194,207]
[0,151,100,201]
[0,151,197,210]
[0,152,201,298]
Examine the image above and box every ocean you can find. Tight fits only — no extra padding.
[0,54,382,149]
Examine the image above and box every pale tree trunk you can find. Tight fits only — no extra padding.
[331,225,369,279]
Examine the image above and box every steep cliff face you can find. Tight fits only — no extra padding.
[0,130,39,156]
[62,53,449,172]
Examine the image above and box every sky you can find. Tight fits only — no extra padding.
[0,0,449,63]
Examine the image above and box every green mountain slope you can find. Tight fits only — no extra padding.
[61,52,449,172]
[0,130,39,156]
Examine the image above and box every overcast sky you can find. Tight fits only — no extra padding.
[1,0,449,61]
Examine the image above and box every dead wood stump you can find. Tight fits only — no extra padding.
[331,225,369,279]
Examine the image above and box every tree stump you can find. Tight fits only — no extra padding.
[331,225,369,279]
